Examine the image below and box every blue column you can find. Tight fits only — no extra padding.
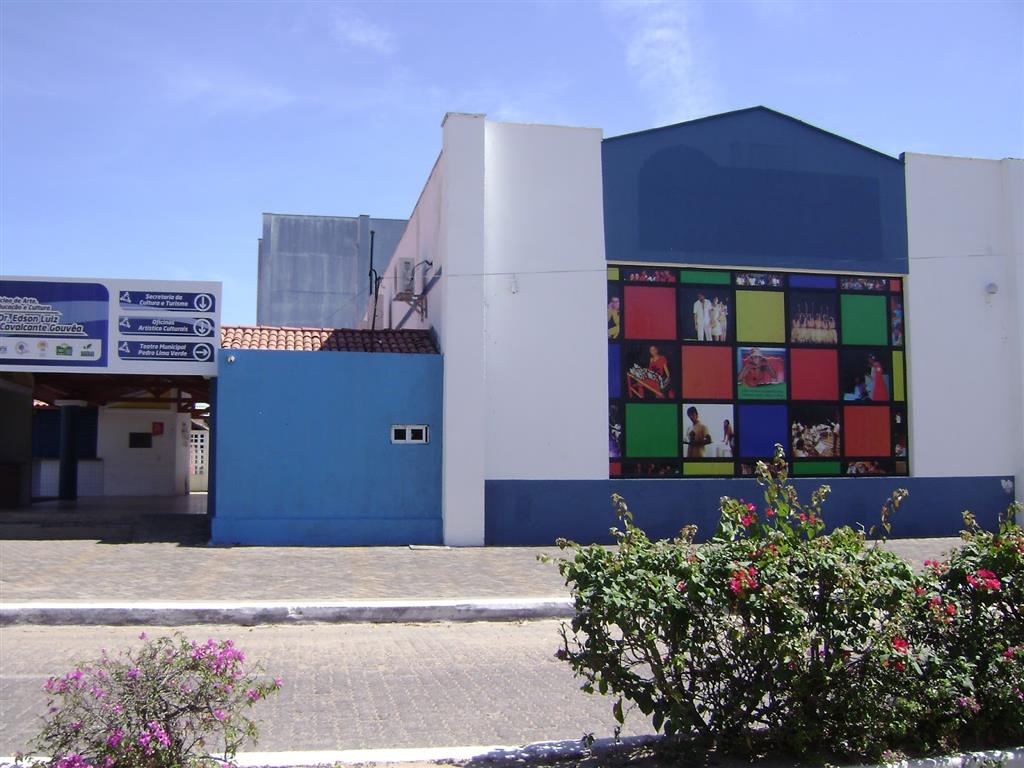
[58,404,80,501]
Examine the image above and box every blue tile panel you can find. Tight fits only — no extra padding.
[602,107,909,274]
[212,349,442,545]
[485,476,1013,545]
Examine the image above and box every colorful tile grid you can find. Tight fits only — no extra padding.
[608,265,908,478]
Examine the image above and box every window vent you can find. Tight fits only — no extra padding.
[391,424,429,444]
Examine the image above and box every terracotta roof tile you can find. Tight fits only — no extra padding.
[219,326,439,354]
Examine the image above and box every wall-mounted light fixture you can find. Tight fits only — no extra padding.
[985,282,999,295]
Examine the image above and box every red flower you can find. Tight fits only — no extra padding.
[765,508,776,517]
[892,637,910,655]
[894,661,906,672]
[746,503,756,512]
[914,586,926,596]
[741,514,755,527]
[729,566,759,597]
[676,580,688,593]
[966,569,1001,592]
[798,513,808,523]
[945,603,956,616]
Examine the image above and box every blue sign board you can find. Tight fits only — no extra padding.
[117,316,215,337]
[117,341,215,363]
[1,277,220,375]
[0,280,109,367]
[119,291,216,313]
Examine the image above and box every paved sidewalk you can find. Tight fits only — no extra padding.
[0,537,964,625]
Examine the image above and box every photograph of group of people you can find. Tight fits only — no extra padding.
[736,271,784,288]
[623,268,677,284]
[683,288,731,342]
[789,293,839,345]
[791,405,841,458]
[841,276,891,292]
[682,403,734,458]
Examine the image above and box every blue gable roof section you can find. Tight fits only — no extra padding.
[602,107,909,274]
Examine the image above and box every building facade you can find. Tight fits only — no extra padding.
[257,213,407,329]
[365,109,1022,546]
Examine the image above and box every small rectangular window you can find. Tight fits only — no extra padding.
[129,432,152,449]
[391,424,429,444]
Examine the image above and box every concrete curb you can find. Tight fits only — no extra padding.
[3,742,1020,767]
[0,597,575,626]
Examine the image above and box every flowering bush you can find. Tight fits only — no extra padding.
[549,446,1024,761]
[19,632,281,768]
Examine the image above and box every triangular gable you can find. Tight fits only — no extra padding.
[602,107,908,274]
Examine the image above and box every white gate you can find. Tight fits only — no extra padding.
[188,429,209,492]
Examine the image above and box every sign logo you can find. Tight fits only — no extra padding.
[56,344,72,356]
[80,343,96,358]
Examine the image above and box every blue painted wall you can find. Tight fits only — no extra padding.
[212,349,442,545]
[485,476,1014,546]
[602,107,908,274]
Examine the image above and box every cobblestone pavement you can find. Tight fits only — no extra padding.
[0,542,566,602]
[0,538,961,604]
[0,621,654,756]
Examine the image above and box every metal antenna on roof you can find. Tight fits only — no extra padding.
[367,230,383,350]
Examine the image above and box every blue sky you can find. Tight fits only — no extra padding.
[2,0,1021,324]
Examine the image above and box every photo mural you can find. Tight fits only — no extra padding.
[607,265,908,478]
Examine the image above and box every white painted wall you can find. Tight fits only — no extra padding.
[904,153,1024,501]
[377,115,608,544]
[97,407,191,496]
[482,121,607,480]
[367,153,445,334]
[438,113,489,546]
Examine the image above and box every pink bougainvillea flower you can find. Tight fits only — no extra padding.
[729,566,759,597]
[892,637,910,655]
[966,569,1001,592]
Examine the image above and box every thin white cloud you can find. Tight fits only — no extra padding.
[605,0,712,126]
[331,7,395,55]
[163,68,295,114]
[443,78,574,126]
